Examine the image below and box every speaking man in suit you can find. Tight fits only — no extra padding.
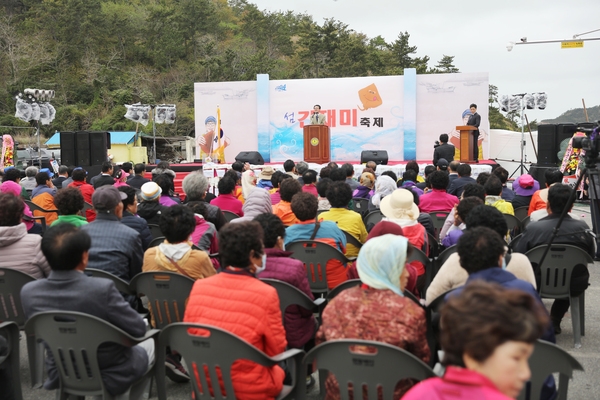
[466,103,481,162]
[20,223,154,397]
[310,104,327,125]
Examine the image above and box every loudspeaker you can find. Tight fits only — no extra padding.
[235,151,264,165]
[60,131,76,166]
[556,123,577,155]
[537,124,557,164]
[360,150,388,165]
[76,132,91,166]
[90,131,110,165]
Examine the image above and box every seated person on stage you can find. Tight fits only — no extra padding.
[426,205,536,306]
[21,223,154,397]
[380,188,429,292]
[254,213,316,349]
[285,192,348,289]
[484,174,514,215]
[528,168,564,218]
[142,205,215,280]
[272,178,303,226]
[440,196,483,248]
[317,235,430,399]
[510,174,539,210]
[433,133,456,165]
[210,176,243,216]
[418,171,459,213]
[51,187,89,227]
[513,184,595,334]
[319,181,367,258]
[183,221,287,400]
[0,192,50,279]
[403,281,548,400]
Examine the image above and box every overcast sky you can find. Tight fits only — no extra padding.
[250,0,600,123]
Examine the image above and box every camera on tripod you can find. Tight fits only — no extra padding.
[571,121,600,165]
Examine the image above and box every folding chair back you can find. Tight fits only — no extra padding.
[428,211,450,241]
[24,311,157,399]
[304,339,435,400]
[260,278,324,325]
[222,211,240,222]
[147,224,163,239]
[525,244,593,348]
[514,206,529,221]
[517,340,584,400]
[0,321,22,400]
[287,240,350,294]
[149,236,165,248]
[342,230,363,250]
[326,279,362,302]
[0,268,36,328]
[352,198,369,215]
[157,323,304,400]
[363,210,383,231]
[85,268,135,295]
[130,272,195,329]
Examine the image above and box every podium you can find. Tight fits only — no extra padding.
[303,125,330,164]
[456,125,478,162]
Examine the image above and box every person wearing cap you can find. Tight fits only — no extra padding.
[210,176,244,216]
[435,158,449,173]
[67,168,96,222]
[380,188,429,292]
[31,171,58,225]
[418,171,459,213]
[510,173,539,209]
[81,185,144,284]
[484,174,515,215]
[512,184,594,335]
[137,181,168,226]
[112,166,129,188]
[2,166,30,200]
[256,166,275,190]
[433,133,455,166]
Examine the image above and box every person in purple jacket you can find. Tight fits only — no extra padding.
[253,212,316,350]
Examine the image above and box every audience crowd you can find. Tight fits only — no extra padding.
[0,158,591,400]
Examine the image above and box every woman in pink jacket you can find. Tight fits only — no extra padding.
[403,281,549,400]
[183,221,287,400]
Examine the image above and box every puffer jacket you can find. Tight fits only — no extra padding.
[137,201,166,226]
[0,223,50,279]
[229,188,272,224]
[259,248,316,348]
[184,272,287,400]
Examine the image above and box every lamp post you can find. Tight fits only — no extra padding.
[506,28,600,51]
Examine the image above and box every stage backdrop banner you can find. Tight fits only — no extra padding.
[194,71,488,163]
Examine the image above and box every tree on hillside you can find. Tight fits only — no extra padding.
[432,55,459,73]
[387,31,430,74]
[489,84,518,130]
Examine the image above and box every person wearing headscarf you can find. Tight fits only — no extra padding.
[368,175,398,211]
[0,180,38,233]
[316,235,430,400]
[229,188,272,224]
[241,169,257,201]
[352,171,376,199]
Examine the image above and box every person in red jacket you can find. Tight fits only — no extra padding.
[68,167,96,222]
[183,221,287,400]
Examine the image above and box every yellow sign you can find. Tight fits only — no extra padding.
[561,41,584,49]
[310,137,319,146]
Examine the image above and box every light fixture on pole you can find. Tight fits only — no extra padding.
[507,28,600,51]
[14,88,57,167]
[499,92,547,177]
[124,103,176,163]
